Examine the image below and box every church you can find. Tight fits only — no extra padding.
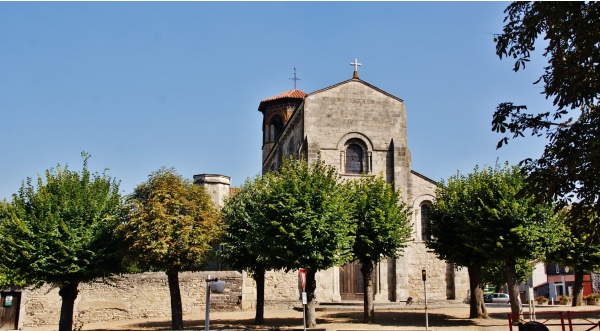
[241,60,469,307]
[5,62,470,330]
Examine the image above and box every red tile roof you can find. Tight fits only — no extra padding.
[260,89,306,103]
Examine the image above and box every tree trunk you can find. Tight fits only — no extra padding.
[360,259,375,323]
[305,269,317,328]
[572,268,584,307]
[504,257,522,318]
[254,269,265,325]
[166,270,184,330]
[467,266,487,319]
[58,281,79,331]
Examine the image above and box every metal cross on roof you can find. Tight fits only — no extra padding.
[350,58,362,79]
[289,66,301,89]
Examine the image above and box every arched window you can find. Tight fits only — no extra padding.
[340,137,371,175]
[421,203,431,241]
[272,115,283,142]
[345,144,363,174]
[265,115,284,143]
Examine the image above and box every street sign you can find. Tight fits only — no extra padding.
[299,268,307,292]
[299,268,308,331]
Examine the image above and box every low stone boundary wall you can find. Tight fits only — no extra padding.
[20,271,242,328]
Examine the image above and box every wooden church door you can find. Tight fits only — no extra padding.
[340,260,364,300]
[0,292,20,330]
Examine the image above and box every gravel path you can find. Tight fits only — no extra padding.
[25,304,600,331]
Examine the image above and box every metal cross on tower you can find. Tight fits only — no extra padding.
[350,58,362,79]
[289,66,301,89]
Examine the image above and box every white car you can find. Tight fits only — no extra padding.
[484,293,510,303]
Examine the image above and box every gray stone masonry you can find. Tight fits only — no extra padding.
[18,271,242,328]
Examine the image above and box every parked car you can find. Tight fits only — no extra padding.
[484,293,510,303]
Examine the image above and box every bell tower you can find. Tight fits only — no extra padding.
[257,89,306,168]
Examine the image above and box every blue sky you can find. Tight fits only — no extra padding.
[0,2,553,200]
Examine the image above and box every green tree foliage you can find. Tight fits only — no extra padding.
[427,163,553,318]
[545,208,600,306]
[225,156,353,327]
[427,168,490,319]
[346,174,411,323]
[492,2,600,234]
[220,175,274,325]
[119,167,223,330]
[267,157,355,327]
[0,153,123,331]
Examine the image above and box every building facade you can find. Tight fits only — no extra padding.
[252,66,469,306]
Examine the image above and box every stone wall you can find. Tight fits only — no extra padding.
[19,271,242,328]
[16,261,468,329]
[241,270,298,310]
[240,268,340,310]
[395,242,469,304]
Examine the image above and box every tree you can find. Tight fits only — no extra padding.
[481,258,533,294]
[346,174,412,323]
[492,2,600,233]
[264,156,355,328]
[427,163,554,318]
[220,175,274,325]
[0,153,124,331]
[119,167,223,330]
[427,168,490,319]
[545,208,600,306]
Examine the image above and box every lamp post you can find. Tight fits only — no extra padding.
[422,269,428,331]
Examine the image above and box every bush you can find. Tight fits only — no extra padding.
[584,293,600,303]
[558,295,571,303]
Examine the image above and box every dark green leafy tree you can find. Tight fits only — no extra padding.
[346,174,412,323]
[118,167,223,330]
[220,175,274,325]
[492,2,600,235]
[0,201,20,288]
[0,153,124,331]
[545,208,600,306]
[427,168,490,318]
[266,156,355,328]
[427,163,554,318]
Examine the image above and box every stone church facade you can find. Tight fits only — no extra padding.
[247,66,469,307]
[5,67,470,329]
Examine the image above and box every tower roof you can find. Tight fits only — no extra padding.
[258,89,306,112]
[260,89,306,103]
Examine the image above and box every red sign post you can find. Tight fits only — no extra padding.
[299,268,307,331]
[299,268,307,292]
